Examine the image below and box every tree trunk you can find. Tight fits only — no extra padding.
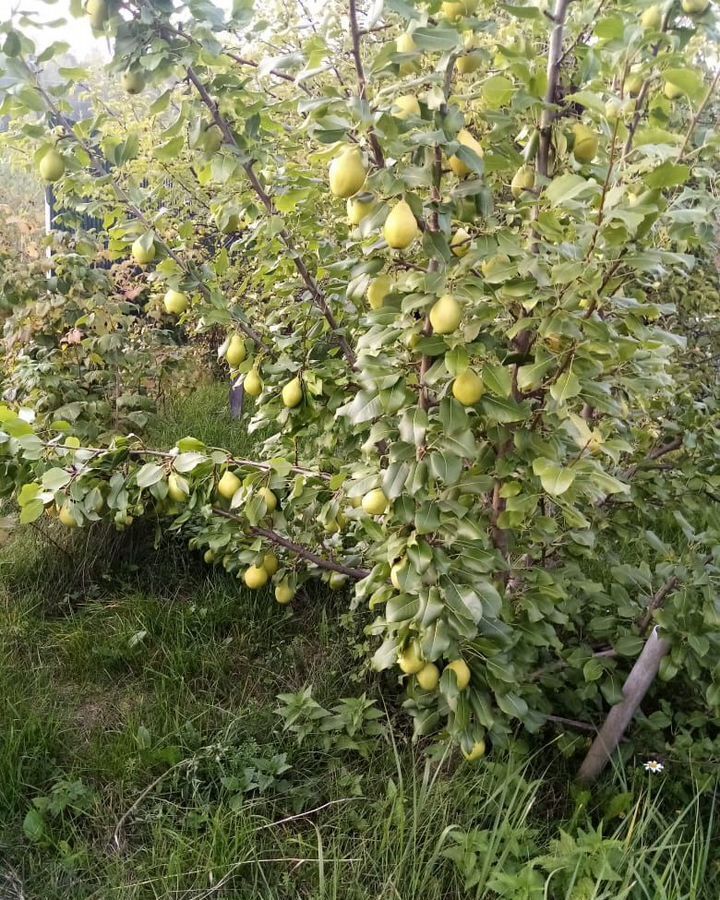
[577,627,670,783]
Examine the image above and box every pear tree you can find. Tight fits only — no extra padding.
[1,0,720,779]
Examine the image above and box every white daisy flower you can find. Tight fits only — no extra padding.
[644,759,664,774]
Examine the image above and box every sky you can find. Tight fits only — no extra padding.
[12,0,107,59]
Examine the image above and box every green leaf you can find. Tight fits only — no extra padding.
[410,27,461,51]
[545,174,597,207]
[532,458,576,496]
[173,452,207,473]
[155,136,184,162]
[23,808,45,842]
[482,364,512,398]
[496,692,528,719]
[386,594,421,623]
[663,68,706,101]
[20,500,45,524]
[645,162,690,190]
[481,396,530,424]
[481,75,514,109]
[583,658,604,682]
[517,358,553,391]
[550,372,581,403]
[421,619,450,661]
[136,463,164,488]
[613,635,645,656]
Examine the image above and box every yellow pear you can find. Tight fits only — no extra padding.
[259,487,278,512]
[263,553,279,576]
[131,238,155,265]
[416,662,440,691]
[457,54,481,75]
[452,369,484,405]
[572,123,598,163]
[244,565,269,589]
[328,571,348,590]
[664,81,684,100]
[347,195,375,225]
[682,0,709,12]
[122,70,145,94]
[383,200,418,250]
[202,124,223,153]
[217,470,241,500]
[275,580,295,604]
[204,549,215,564]
[281,376,303,408]
[510,165,535,199]
[449,129,484,178]
[244,369,263,397]
[396,32,416,53]
[463,739,486,761]
[392,94,421,119]
[451,228,471,257]
[163,289,188,316]
[167,473,188,502]
[624,72,644,98]
[86,0,108,29]
[447,658,471,690]
[429,294,462,334]
[58,505,79,528]
[362,488,388,516]
[328,147,367,198]
[390,557,408,590]
[398,641,424,674]
[440,0,465,21]
[640,4,662,28]
[39,149,65,182]
[225,335,246,367]
[367,274,393,309]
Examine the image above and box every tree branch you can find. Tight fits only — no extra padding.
[537,0,573,179]
[577,627,669,782]
[185,65,356,367]
[213,510,371,579]
[348,0,385,168]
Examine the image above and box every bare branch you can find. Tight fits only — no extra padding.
[537,0,573,179]
[348,0,385,168]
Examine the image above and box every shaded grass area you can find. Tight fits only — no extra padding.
[0,386,718,897]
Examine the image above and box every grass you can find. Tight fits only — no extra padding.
[0,385,718,897]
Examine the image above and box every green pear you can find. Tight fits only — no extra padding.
[449,129,484,178]
[163,289,188,315]
[392,94,421,119]
[429,294,462,334]
[572,123,598,163]
[452,369,484,405]
[131,238,155,265]
[511,165,535,199]
[383,200,418,249]
[122,70,145,94]
[282,376,303,408]
[226,335,246,367]
[39,149,65,182]
[329,147,367,198]
[86,0,108,30]
[367,275,393,309]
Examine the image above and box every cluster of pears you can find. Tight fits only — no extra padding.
[398,644,473,693]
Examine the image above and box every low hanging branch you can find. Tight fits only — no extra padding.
[213,509,371,579]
